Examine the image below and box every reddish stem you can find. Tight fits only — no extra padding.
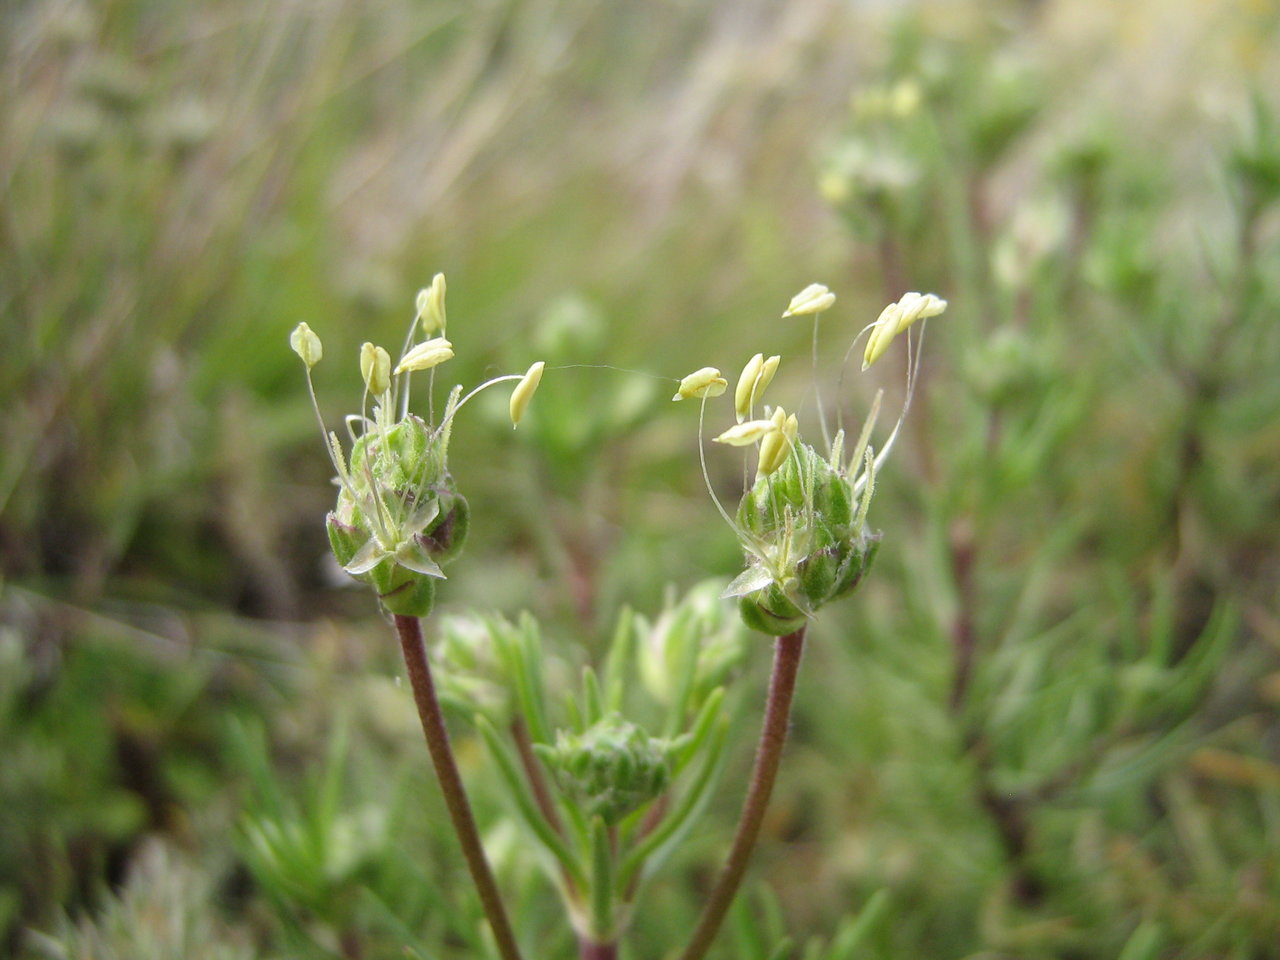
[394,615,524,960]
[579,940,618,960]
[678,627,806,960]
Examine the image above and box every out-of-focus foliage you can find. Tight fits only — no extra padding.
[3,0,1280,957]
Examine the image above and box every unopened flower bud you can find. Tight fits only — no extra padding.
[290,322,323,369]
[782,283,836,317]
[548,715,671,824]
[433,613,515,720]
[637,580,748,705]
[509,361,545,427]
[360,342,391,395]
[672,367,727,401]
[396,337,454,374]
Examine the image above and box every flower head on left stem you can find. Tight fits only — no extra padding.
[291,278,546,617]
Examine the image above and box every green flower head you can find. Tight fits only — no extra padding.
[686,285,948,635]
[291,278,546,618]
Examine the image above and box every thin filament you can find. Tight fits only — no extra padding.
[698,395,738,532]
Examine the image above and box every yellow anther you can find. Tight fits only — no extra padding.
[862,292,947,370]
[672,367,727,401]
[290,322,323,369]
[734,354,781,421]
[714,419,776,446]
[417,273,447,334]
[782,283,836,317]
[783,411,798,445]
[734,354,764,421]
[360,342,391,395]
[756,407,792,477]
[395,337,454,374]
[509,361,546,427]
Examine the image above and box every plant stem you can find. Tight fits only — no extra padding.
[588,816,616,954]
[510,716,579,900]
[510,716,566,838]
[578,940,618,960]
[393,614,524,960]
[677,626,806,960]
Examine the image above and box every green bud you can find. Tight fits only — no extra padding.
[738,583,807,637]
[548,715,671,824]
[327,513,438,616]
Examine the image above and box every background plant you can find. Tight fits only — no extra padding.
[3,0,1280,958]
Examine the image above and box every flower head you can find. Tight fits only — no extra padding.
[545,715,672,825]
[692,282,947,634]
[294,276,544,617]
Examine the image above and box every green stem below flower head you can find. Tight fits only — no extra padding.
[393,615,525,960]
[677,626,807,960]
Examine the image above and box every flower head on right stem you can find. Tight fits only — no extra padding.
[679,283,947,634]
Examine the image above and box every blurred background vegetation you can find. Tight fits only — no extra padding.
[3,0,1280,957]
